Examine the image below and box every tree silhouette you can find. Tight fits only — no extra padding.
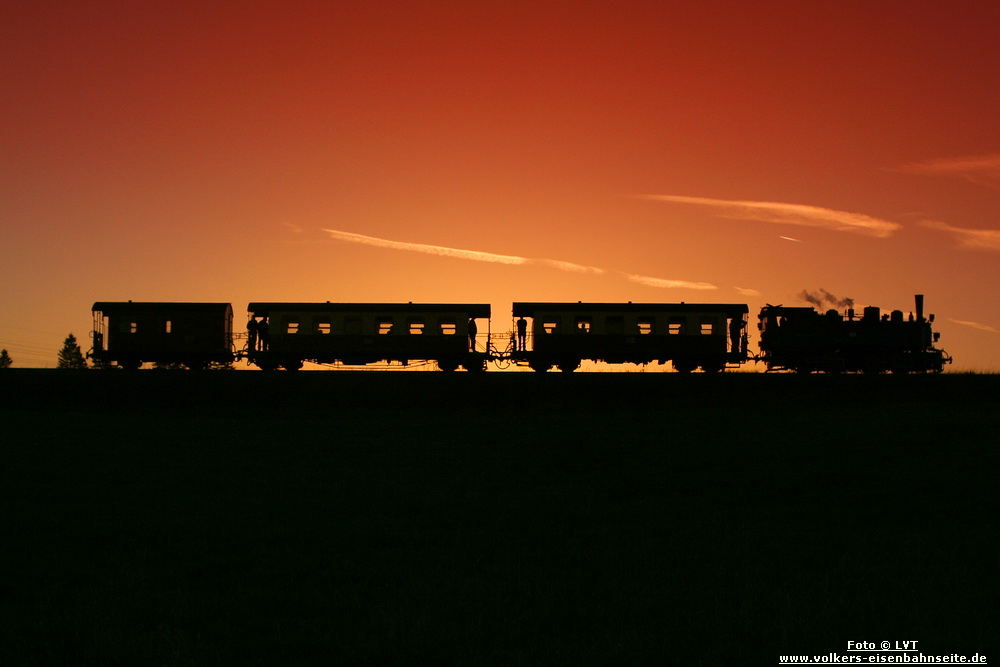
[0,349,11,369]
[57,334,88,369]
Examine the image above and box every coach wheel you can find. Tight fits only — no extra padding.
[282,359,304,371]
[673,359,696,374]
[700,361,725,373]
[558,360,580,373]
[529,360,551,373]
[119,359,141,370]
[438,359,458,372]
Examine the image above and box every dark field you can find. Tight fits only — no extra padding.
[2,370,997,665]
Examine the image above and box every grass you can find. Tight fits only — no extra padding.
[1,371,997,664]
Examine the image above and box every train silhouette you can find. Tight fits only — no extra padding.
[88,294,950,373]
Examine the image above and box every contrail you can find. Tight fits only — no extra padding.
[622,273,717,290]
[635,194,902,238]
[920,221,1000,251]
[948,319,999,333]
[898,153,1000,188]
[322,228,530,265]
[321,227,716,289]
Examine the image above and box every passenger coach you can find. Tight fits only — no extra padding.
[244,302,491,371]
[90,302,235,369]
[510,302,749,372]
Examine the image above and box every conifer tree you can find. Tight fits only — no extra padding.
[57,334,88,369]
[0,349,11,369]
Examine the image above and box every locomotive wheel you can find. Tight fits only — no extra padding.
[438,359,458,372]
[282,359,304,371]
[558,360,580,373]
[528,360,551,373]
[464,359,487,373]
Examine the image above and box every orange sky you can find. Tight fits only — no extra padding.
[3,1,999,369]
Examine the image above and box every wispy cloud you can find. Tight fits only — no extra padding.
[323,228,533,266]
[898,153,1000,188]
[622,273,717,290]
[949,319,999,334]
[734,286,761,297]
[636,194,902,238]
[321,228,716,290]
[779,235,803,243]
[920,221,1000,251]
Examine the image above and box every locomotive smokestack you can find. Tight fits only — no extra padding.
[915,294,924,322]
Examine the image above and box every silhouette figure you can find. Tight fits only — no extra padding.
[247,317,258,353]
[258,317,270,352]
[516,317,527,351]
[467,318,477,352]
[729,317,745,355]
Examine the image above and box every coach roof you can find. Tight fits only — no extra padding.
[512,302,749,317]
[92,302,233,314]
[248,303,491,318]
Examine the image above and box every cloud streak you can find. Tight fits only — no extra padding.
[920,221,1000,251]
[321,228,717,290]
[322,228,531,266]
[636,194,902,238]
[898,153,1000,188]
[622,273,717,290]
[949,319,999,334]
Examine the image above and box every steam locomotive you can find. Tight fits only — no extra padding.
[88,295,950,373]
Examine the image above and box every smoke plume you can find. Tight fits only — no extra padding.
[799,288,854,309]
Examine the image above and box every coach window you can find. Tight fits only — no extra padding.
[123,321,138,334]
[700,319,715,335]
[575,316,592,333]
[165,320,172,334]
[668,317,686,335]
[344,317,362,335]
[409,320,425,335]
[606,316,624,335]
[542,319,560,334]
[440,320,457,335]
[315,319,332,335]
[637,318,653,335]
[286,320,300,334]
[377,318,394,335]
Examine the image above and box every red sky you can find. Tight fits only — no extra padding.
[3,0,999,369]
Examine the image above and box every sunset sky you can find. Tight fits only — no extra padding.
[3,1,999,369]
